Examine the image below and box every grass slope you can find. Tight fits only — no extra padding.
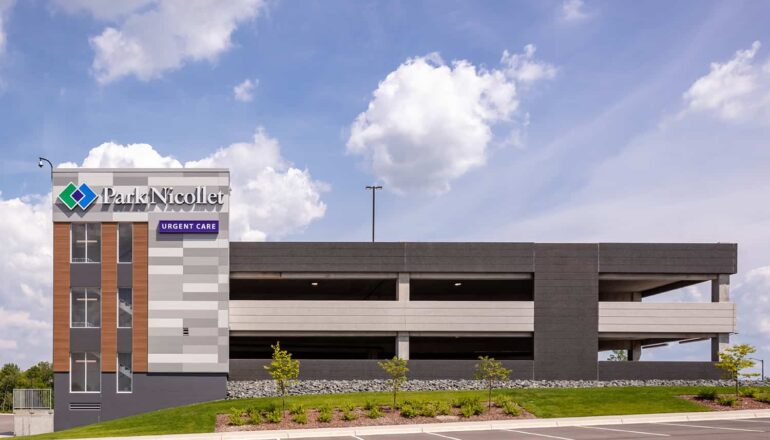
[23,386,763,439]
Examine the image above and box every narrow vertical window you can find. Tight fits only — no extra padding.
[118,223,133,263]
[70,352,100,392]
[118,288,133,328]
[71,224,86,262]
[71,288,101,328]
[117,353,132,393]
[71,224,101,263]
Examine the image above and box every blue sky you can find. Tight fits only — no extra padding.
[1,0,769,369]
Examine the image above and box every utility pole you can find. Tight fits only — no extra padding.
[365,185,382,242]
[751,358,765,381]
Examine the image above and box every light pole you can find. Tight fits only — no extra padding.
[365,185,382,242]
[38,157,53,182]
[750,358,765,381]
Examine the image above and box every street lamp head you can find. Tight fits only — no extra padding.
[38,158,44,168]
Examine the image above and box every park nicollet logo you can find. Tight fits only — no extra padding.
[57,182,97,210]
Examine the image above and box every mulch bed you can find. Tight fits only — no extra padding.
[216,405,535,432]
[680,395,770,411]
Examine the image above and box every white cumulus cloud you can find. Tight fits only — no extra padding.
[560,0,589,22]
[55,0,266,83]
[0,0,14,55]
[233,78,258,102]
[682,41,770,124]
[347,46,555,194]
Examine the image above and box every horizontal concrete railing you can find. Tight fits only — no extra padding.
[230,300,535,332]
[598,302,735,333]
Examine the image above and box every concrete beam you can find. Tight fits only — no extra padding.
[711,333,729,361]
[398,273,410,302]
[629,341,642,361]
[396,332,409,360]
[712,274,730,302]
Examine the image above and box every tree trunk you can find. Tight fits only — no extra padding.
[488,384,492,409]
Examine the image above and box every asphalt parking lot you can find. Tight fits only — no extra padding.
[297,417,770,440]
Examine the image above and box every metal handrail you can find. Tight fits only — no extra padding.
[13,389,52,410]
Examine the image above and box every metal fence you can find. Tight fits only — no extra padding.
[13,389,52,410]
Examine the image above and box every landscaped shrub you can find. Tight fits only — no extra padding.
[420,401,438,417]
[266,407,283,423]
[756,393,770,404]
[493,395,513,407]
[501,400,520,416]
[247,408,263,425]
[364,400,378,411]
[228,408,245,426]
[717,395,738,407]
[367,406,383,419]
[459,398,485,418]
[289,404,305,415]
[436,401,452,416]
[340,402,359,421]
[740,388,760,398]
[291,410,308,424]
[317,406,332,423]
[696,388,718,400]
[399,403,419,418]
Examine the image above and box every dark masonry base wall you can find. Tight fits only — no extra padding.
[597,362,723,380]
[54,373,227,431]
[230,359,536,380]
[230,360,722,381]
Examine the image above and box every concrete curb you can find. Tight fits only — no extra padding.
[77,409,770,440]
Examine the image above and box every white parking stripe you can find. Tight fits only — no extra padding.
[500,429,575,440]
[657,422,764,432]
[352,436,366,440]
[426,432,463,440]
[732,419,770,424]
[578,425,670,436]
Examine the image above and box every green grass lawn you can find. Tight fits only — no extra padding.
[22,386,768,439]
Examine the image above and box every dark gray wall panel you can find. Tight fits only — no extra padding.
[117,328,132,353]
[70,328,100,352]
[599,243,737,274]
[598,361,722,380]
[70,264,101,287]
[54,373,226,431]
[534,244,598,380]
[229,359,534,380]
[117,263,132,287]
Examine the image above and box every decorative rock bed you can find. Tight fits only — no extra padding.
[227,379,769,399]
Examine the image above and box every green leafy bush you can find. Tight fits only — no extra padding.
[494,395,513,407]
[247,408,263,425]
[696,388,718,400]
[292,410,308,424]
[756,393,770,404]
[266,407,283,423]
[459,398,485,418]
[501,400,520,416]
[227,408,245,426]
[367,406,383,419]
[421,401,438,417]
[399,403,419,418]
[364,400,378,411]
[436,401,452,416]
[289,404,305,415]
[316,406,332,423]
[717,395,738,407]
[342,407,359,421]
[740,388,760,398]
[341,402,357,412]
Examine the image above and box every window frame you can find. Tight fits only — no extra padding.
[117,288,133,329]
[70,223,102,264]
[116,353,133,394]
[70,352,101,393]
[70,288,101,329]
[117,223,133,264]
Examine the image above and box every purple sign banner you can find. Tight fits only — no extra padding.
[158,220,219,234]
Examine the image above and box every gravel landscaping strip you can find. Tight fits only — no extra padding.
[227,379,770,399]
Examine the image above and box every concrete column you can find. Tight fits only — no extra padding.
[711,333,729,361]
[398,273,410,302]
[629,341,642,361]
[711,274,730,302]
[632,292,642,302]
[396,332,409,360]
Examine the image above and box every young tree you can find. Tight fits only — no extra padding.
[474,356,511,409]
[607,350,628,362]
[378,356,409,408]
[263,342,300,413]
[715,344,759,395]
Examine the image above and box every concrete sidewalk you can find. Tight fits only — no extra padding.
[68,409,770,440]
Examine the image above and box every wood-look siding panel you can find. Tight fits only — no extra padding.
[133,223,148,372]
[101,223,117,372]
[53,223,70,372]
